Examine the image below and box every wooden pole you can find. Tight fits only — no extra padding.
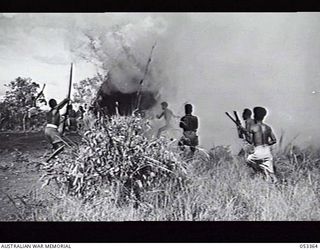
[62,63,73,134]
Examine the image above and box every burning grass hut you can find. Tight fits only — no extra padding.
[93,63,160,116]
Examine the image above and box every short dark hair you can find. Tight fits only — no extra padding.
[161,102,168,108]
[253,106,267,121]
[49,99,57,108]
[243,108,252,117]
[185,104,193,114]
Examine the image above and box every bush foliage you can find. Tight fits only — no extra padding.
[41,115,189,203]
[0,77,47,131]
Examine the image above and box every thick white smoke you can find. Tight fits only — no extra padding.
[68,15,171,97]
[2,13,320,151]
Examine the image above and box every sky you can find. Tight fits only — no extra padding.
[1,13,320,151]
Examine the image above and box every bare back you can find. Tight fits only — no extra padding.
[158,108,174,125]
[245,118,255,131]
[46,108,60,126]
[164,108,174,122]
[249,122,276,146]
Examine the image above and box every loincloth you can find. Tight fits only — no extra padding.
[246,145,274,173]
[44,124,62,145]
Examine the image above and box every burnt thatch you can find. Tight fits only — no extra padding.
[95,89,158,116]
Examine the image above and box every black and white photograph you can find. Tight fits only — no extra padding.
[1,12,320,224]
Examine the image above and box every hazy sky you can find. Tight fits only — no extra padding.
[1,13,320,151]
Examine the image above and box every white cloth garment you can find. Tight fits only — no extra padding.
[247,145,274,173]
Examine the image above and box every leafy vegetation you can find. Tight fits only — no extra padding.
[40,115,188,206]
[0,77,46,131]
[72,74,104,106]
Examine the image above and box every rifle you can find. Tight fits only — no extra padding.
[135,42,157,111]
[233,111,244,139]
[225,111,244,139]
[62,63,73,134]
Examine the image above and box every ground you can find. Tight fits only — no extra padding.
[0,131,79,221]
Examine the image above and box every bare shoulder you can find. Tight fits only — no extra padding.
[263,123,273,132]
[248,118,255,126]
[250,123,258,131]
[166,108,173,115]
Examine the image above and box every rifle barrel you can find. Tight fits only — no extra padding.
[233,111,241,124]
[225,112,238,125]
[226,111,245,139]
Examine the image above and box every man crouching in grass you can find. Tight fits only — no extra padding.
[242,106,277,183]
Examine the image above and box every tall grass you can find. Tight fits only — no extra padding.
[7,115,320,221]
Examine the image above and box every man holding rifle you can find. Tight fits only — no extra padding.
[242,109,255,136]
[226,107,277,183]
[245,107,277,183]
[238,108,255,156]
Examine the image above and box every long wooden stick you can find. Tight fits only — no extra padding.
[62,63,73,134]
[45,145,65,163]
[136,42,157,110]
[35,83,46,102]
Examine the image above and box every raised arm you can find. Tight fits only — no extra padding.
[35,84,46,102]
[56,98,70,110]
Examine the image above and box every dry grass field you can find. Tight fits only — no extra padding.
[1,116,320,221]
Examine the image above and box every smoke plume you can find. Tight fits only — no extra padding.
[2,13,320,151]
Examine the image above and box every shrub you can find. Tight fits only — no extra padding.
[41,115,189,204]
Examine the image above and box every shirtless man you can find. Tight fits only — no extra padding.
[156,102,178,138]
[242,109,255,134]
[243,107,277,182]
[238,108,255,156]
[45,98,69,150]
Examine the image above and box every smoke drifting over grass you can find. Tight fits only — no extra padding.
[74,14,320,150]
[1,13,320,150]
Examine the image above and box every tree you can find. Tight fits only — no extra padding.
[1,77,46,131]
[73,73,104,106]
